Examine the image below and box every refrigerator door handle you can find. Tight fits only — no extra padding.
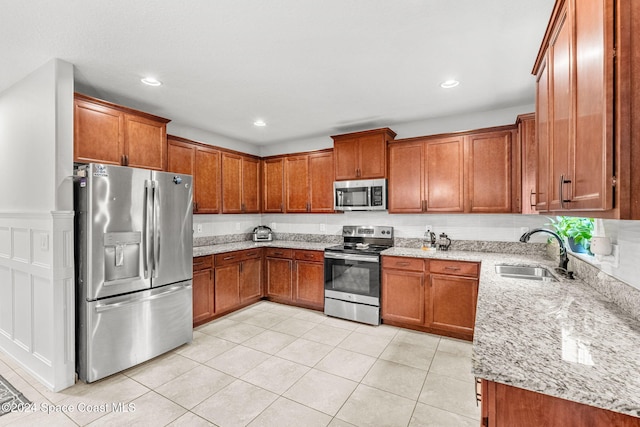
[152,180,160,279]
[94,284,188,313]
[143,180,153,279]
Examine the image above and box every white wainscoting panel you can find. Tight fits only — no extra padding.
[0,211,75,391]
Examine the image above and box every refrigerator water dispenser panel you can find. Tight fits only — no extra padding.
[103,231,141,282]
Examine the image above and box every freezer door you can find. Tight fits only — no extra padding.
[77,281,193,383]
[150,171,193,287]
[77,164,152,301]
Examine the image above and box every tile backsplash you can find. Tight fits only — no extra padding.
[192,212,640,291]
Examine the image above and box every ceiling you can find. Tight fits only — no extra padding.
[0,0,555,146]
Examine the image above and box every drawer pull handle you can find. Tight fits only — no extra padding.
[273,251,284,255]
[396,262,411,266]
[193,262,205,267]
[304,254,315,258]
[223,256,235,260]
[444,266,461,271]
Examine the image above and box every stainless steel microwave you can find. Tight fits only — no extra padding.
[334,179,387,211]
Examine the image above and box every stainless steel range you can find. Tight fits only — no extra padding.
[324,225,393,325]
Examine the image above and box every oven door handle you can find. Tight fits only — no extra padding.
[324,252,379,263]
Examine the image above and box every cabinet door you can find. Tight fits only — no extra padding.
[285,156,309,213]
[124,114,167,171]
[266,258,293,301]
[381,269,425,325]
[466,131,514,213]
[536,57,550,212]
[222,152,243,213]
[358,134,387,179]
[334,138,359,180]
[195,146,221,214]
[242,157,260,213]
[427,274,478,336]
[214,264,241,313]
[263,158,285,213]
[193,268,214,325]
[571,0,614,211]
[388,142,424,213]
[549,5,573,211]
[425,137,465,212]
[294,260,324,309]
[309,152,334,212]
[167,138,195,175]
[74,98,124,165]
[518,114,537,214]
[240,257,262,302]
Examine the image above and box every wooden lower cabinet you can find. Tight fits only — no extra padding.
[192,256,215,327]
[480,380,640,427]
[214,263,241,313]
[381,256,480,341]
[265,248,324,310]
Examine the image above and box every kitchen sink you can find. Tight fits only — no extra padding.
[494,264,558,282]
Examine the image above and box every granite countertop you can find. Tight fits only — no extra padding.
[193,240,336,257]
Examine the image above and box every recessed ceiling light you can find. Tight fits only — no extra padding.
[141,77,162,86]
[253,119,266,127]
[440,79,460,89]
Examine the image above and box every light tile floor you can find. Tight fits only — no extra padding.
[0,301,480,426]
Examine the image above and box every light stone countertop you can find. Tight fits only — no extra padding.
[383,247,640,418]
[193,240,336,257]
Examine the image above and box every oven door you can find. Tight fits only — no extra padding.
[324,251,380,305]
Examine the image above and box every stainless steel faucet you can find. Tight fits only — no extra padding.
[519,228,571,273]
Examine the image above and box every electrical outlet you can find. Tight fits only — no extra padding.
[235,222,241,231]
[40,234,49,251]
[319,224,326,232]
[425,225,432,232]
[270,222,277,230]
[197,224,203,233]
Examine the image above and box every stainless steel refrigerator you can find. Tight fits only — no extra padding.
[74,163,193,383]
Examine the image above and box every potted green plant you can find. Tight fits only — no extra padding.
[547,216,594,253]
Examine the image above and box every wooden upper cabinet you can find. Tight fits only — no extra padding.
[308,152,335,212]
[284,150,334,213]
[285,155,310,213]
[425,137,465,213]
[167,135,220,214]
[466,130,516,213]
[388,141,424,213]
[332,128,396,180]
[263,157,285,213]
[73,93,169,170]
[517,113,538,214]
[533,0,618,215]
[536,58,550,213]
[221,152,260,213]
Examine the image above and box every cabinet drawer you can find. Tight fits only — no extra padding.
[264,248,293,259]
[214,251,244,266]
[382,256,425,271]
[294,250,323,263]
[193,255,213,271]
[242,249,262,260]
[429,260,479,277]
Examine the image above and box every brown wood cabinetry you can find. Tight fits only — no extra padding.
[332,128,396,180]
[285,150,334,213]
[533,0,640,218]
[466,129,518,213]
[167,135,221,214]
[192,256,215,327]
[517,113,538,214]
[262,158,285,213]
[381,256,480,341]
[264,248,324,310]
[389,127,517,214]
[213,249,262,316]
[222,152,260,213]
[480,380,640,427]
[74,93,169,170]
